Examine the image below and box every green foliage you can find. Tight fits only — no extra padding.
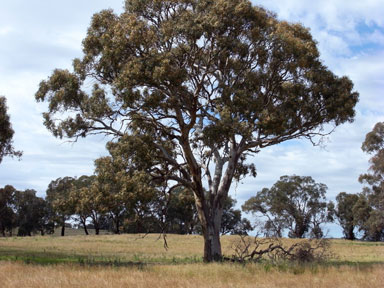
[46,177,77,236]
[335,192,359,240]
[35,0,358,261]
[357,122,384,241]
[243,175,334,238]
[220,197,252,235]
[164,187,198,234]
[14,190,53,236]
[0,96,22,163]
[0,185,17,236]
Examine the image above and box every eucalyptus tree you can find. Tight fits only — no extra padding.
[0,96,21,164]
[93,142,159,234]
[335,192,359,240]
[243,176,334,239]
[220,196,252,235]
[35,0,358,261]
[0,185,17,236]
[14,189,53,236]
[46,177,76,236]
[356,122,384,241]
[69,175,98,235]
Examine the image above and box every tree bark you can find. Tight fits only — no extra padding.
[0,224,5,237]
[61,223,65,237]
[81,218,89,235]
[345,225,355,240]
[202,208,223,262]
[194,191,225,262]
[113,218,120,234]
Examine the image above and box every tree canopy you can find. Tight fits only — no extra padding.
[243,175,334,238]
[35,0,358,261]
[0,185,17,236]
[0,96,22,164]
[356,122,384,241]
[335,192,359,240]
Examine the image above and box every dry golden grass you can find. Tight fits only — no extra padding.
[1,261,383,288]
[0,234,205,263]
[1,234,383,263]
[1,234,384,287]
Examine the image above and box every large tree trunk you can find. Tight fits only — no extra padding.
[201,208,223,262]
[194,191,225,262]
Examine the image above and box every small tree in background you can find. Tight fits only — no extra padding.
[243,175,334,238]
[14,189,53,236]
[46,177,77,236]
[335,192,359,240]
[220,196,252,235]
[69,175,99,235]
[0,185,17,236]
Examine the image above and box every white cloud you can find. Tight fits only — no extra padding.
[0,26,14,36]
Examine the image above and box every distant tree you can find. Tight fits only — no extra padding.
[35,0,358,261]
[14,189,53,236]
[335,192,359,240]
[0,96,22,164]
[46,177,76,236]
[356,122,384,241]
[220,196,252,235]
[69,175,99,235]
[164,187,198,234]
[243,175,334,239]
[93,148,158,234]
[0,185,17,236]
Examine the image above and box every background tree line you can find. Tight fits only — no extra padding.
[0,176,251,237]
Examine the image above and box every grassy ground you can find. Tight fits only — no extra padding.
[0,233,383,287]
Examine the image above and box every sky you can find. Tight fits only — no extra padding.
[0,0,384,237]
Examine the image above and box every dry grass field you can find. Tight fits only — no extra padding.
[0,233,383,287]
